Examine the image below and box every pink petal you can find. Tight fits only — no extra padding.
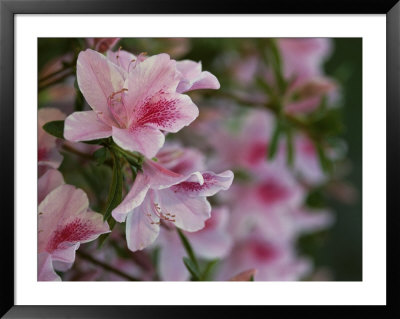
[171,170,234,197]
[157,228,188,281]
[176,60,220,93]
[76,49,125,123]
[143,159,204,189]
[130,92,199,133]
[112,174,150,222]
[156,188,211,232]
[38,252,61,281]
[112,125,165,158]
[107,49,136,73]
[38,185,109,254]
[156,144,206,175]
[125,193,160,251]
[38,169,65,204]
[123,54,180,114]
[188,207,233,259]
[64,111,112,142]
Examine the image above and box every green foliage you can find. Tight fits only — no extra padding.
[42,120,65,139]
[103,152,124,222]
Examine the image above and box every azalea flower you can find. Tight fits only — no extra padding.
[112,149,233,252]
[38,183,110,281]
[64,49,219,158]
[38,108,66,176]
[155,207,233,281]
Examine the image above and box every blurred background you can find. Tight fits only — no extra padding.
[38,38,362,281]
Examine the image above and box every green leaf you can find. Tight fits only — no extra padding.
[177,228,199,270]
[201,259,219,281]
[268,39,287,94]
[315,142,332,173]
[250,275,254,281]
[285,125,295,166]
[102,152,123,222]
[74,88,84,112]
[268,120,282,160]
[183,257,201,281]
[42,120,65,139]
[97,219,116,248]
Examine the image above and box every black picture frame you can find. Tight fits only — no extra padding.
[1,0,399,317]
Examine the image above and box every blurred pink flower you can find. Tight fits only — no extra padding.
[38,184,110,281]
[278,38,332,83]
[112,147,233,252]
[38,108,66,176]
[156,207,233,281]
[217,235,311,281]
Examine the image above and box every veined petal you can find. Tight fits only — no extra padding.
[38,252,61,281]
[77,49,125,122]
[112,126,165,158]
[171,170,234,197]
[112,174,150,223]
[64,111,112,142]
[38,169,65,205]
[126,193,160,251]
[156,188,211,232]
[123,53,180,116]
[38,185,109,254]
[131,92,199,133]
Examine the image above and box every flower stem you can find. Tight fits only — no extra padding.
[76,250,140,281]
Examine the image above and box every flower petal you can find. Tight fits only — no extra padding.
[156,188,211,232]
[38,185,109,254]
[157,229,188,281]
[123,53,180,115]
[176,60,219,92]
[64,111,112,142]
[172,170,234,197]
[38,169,65,205]
[176,60,220,93]
[126,193,160,251]
[107,49,136,73]
[38,252,61,281]
[112,125,165,158]
[112,173,150,222]
[77,49,125,122]
[130,92,199,133]
[143,159,204,189]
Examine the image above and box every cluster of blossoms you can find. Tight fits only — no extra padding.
[38,38,345,281]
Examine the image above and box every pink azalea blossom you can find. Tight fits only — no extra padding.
[38,184,110,281]
[217,235,311,281]
[64,49,219,158]
[155,207,233,281]
[38,108,66,176]
[112,150,234,252]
